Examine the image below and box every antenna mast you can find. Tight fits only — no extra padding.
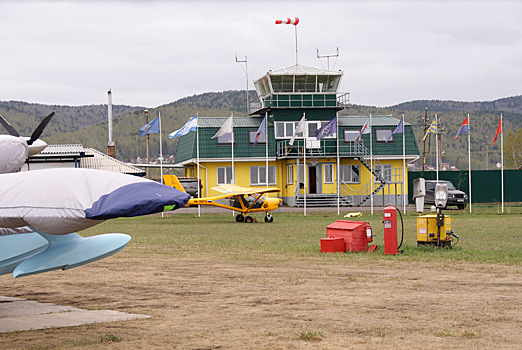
[235,53,249,114]
[317,47,339,70]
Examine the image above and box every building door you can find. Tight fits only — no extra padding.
[308,165,319,194]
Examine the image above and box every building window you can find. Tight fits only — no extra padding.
[344,130,360,142]
[374,164,392,183]
[217,132,234,145]
[341,164,360,183]
[298,164,305,183]
[250,166,276,186]
[323,164,334,184]
[248,130,266,144]
[307,122,319,138]
[275,121,304,139]
[286,164,294,185]
[217,167,233,185]
[376,129,392,142]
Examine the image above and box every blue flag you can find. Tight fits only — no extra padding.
[254,115,267,147]
[385,116,404,142]
[315,117,337,140]
[138,117,160,137]
[169,115,197,138]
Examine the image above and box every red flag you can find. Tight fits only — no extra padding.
[492,116,502,145]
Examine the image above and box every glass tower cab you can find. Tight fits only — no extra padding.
[250,64,347,113]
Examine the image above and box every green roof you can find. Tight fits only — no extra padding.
[339,115,410,127]
[174,115,419,164]
[197,116,263,128]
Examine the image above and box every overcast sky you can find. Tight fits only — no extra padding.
[1,0,520,108]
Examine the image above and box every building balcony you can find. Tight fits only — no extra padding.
[276,139,368,159]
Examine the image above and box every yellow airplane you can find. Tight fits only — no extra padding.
[163,175,282,223]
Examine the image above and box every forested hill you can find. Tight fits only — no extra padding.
[392,95,522,114]
[0,100,143,135]
[1,92,521,169]
[168,90,255,113]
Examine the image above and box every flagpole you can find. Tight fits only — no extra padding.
[197,112,201,218]
[370,114,373,215]
[336,113,340,215]
[402,114,406,214]
[468,113,472,213]
[501,113,504,213]
[159,111,163,184]
[265,112,269,191]
[231,113,235,184]
[159,111,164,218]
[303,113,307,217]
[435,114,439,184]
[294,23,298,65]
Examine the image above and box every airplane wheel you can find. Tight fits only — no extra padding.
[236,214,245,223]
[245,216,253,223]
[264,214,273,223]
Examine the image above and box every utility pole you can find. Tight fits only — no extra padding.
[235,53,249,114]
[437,116,444,171]
[144,109,150,179]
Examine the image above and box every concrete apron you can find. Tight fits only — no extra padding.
[0,296,150,333]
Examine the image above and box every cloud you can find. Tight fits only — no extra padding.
[0,1,520,107]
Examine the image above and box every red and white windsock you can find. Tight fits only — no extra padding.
[275,17,299,25]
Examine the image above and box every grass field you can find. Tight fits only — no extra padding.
[1,206,520,349]
[87,205,522,265]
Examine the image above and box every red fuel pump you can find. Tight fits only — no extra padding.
[383,206,404,255]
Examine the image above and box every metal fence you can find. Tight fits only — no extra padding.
[408,170,522,203]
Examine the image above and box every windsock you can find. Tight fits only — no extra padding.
[275,17,299,25]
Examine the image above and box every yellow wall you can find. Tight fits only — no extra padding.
[187,158,409,199]
[191,161,281,197]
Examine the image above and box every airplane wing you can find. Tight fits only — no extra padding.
[211,184,281,196]
[0,168,191,278]
[0,168,191,234]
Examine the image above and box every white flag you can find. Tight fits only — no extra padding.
[356,117,371,141]
[212,114,233,139]
[289,115,306,146]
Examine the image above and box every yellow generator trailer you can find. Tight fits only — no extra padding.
[416,213,458,248]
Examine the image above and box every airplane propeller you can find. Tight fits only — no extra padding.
[0,112,55,145]
[28,112,55,145]
[0,114,21,137]
[0,112,55,160]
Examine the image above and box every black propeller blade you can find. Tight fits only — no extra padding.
[28,112,55,145]
[0,114,21,137]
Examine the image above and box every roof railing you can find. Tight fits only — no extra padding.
[249,92,350,114]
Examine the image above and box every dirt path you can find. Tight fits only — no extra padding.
[1,252,520,349]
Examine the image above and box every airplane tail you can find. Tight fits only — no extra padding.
[163,175,186,193]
